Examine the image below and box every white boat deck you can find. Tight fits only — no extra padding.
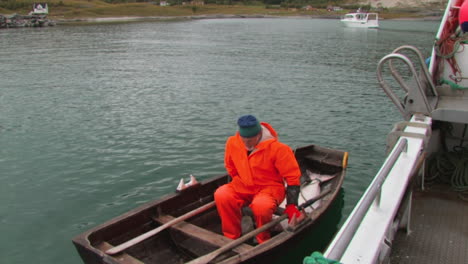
[432,83,468,123]
[390,184,468,264]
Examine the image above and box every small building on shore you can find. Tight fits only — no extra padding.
[1,3,54,29]
[30,3,49,15]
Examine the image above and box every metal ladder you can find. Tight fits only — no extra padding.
[377,45,438,121]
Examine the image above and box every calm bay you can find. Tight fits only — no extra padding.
[0,18,438,263]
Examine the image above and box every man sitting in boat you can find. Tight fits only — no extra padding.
[214,115,303,244]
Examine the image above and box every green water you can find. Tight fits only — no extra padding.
[0,18,438,263]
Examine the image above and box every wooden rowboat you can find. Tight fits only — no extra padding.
[72,144,348,264]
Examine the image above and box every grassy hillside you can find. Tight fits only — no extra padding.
[0,0,440,20]
[0,0,341,19]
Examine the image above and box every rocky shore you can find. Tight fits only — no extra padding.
[0,14,55,28]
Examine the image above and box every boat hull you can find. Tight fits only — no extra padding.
[72,144,347,264]
[340,21,379,28]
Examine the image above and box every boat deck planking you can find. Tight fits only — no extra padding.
[96,242,144,264]
[154,215,254,254]
[390,184,468,264]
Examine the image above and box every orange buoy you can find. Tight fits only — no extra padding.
[460,1,468,32]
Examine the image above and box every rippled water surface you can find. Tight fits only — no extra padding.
[0,18,438,263]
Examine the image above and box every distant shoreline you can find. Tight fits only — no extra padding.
[1,11,442,28]
[53,13,442,25]
[1,1,445,27]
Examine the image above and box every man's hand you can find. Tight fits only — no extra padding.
[285,204,302,223]
[285,185,304,225]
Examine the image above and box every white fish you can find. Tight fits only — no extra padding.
[306,170,335,183]
[176,174,199,192]
[187,174,198,186]
[176,178,187,192]
[301,170,335,210]
[278,170,336,229]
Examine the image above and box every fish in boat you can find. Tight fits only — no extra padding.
[72,144,348,264]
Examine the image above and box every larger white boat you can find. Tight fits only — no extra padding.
[340,12,379,28]
[322,0,468,263]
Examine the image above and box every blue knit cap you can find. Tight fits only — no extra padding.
[237,115,261,138]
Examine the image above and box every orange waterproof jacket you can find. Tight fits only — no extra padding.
[224,122,301,195]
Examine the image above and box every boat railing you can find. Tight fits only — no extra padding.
[324,138,408,260]
[377,46,438,120]
[324,114,432,263]
[389,45,438,96]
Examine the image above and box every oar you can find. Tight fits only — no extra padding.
[106,201,216,255]
[186,189,332,264]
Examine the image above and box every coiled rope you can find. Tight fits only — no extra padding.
[435,30,468,60]
[433,0,467,83]
[426,123,468,200]
[435,32,468,90]
[439,78,468,89]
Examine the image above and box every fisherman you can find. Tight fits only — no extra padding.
[214,115,303,244]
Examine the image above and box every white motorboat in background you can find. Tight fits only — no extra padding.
[340,12,379,28]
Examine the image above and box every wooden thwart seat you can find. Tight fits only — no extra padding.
[154,215,254,254]
[97,241,144,264]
